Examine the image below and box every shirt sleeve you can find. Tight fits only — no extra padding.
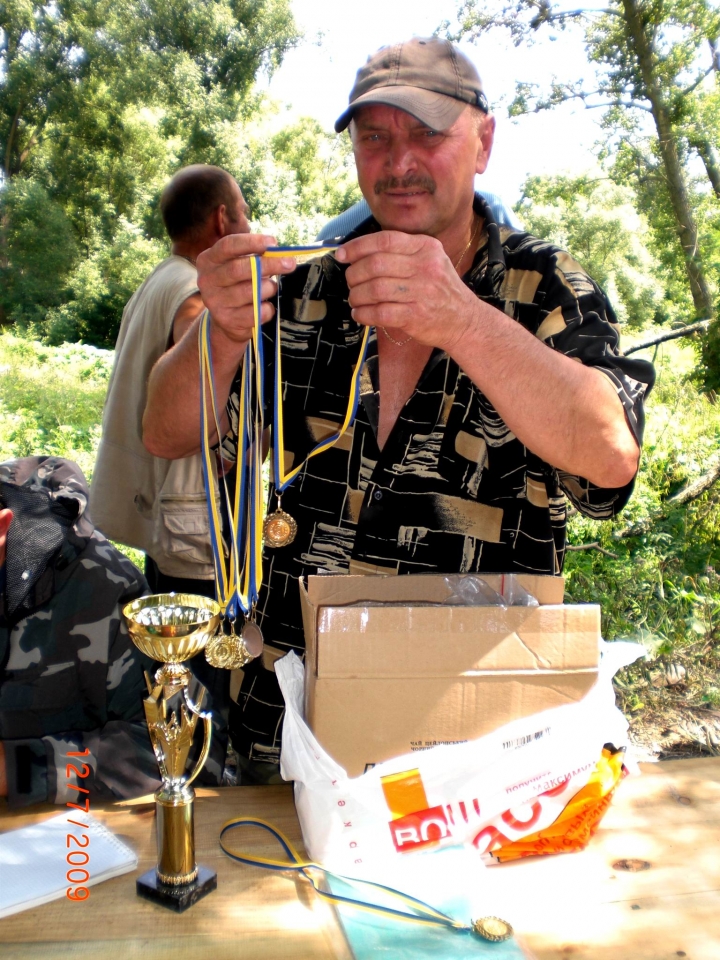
[532,247,655,518]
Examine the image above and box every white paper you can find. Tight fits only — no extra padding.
[0,812,137,917]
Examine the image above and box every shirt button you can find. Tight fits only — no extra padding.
[373,490,383,501]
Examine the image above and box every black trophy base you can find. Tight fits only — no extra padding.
[136,866,217,912]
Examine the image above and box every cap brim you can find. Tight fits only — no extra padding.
[335,87,467,133]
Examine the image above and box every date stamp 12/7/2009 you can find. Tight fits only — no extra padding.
[65,748,91,901]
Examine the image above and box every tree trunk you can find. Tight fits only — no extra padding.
[622,0,716,320]
[689,133,720,199]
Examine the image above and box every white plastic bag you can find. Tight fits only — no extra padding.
[277,640,643,880]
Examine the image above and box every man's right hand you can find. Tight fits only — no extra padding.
[143,233,297,460]
[196,233,297,347]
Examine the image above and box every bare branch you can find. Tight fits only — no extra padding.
[614,456,720,540]
[566,541,619,558]
[668,458,720,506]
[623,319,711,355]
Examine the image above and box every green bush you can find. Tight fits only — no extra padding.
[0,334,113,480]
[565,340,720,660]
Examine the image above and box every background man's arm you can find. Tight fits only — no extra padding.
[171,291,205,345]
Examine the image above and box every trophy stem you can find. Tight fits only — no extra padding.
[156,784,198,884]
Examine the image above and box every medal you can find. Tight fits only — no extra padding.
[206,614,264,669]
[262,495,297,549]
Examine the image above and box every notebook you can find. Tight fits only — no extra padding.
[0,812,137,917]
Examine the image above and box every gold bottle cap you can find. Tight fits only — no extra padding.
[472,916,514,942]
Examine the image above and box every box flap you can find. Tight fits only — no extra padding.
[315,603,599,678]
[305,573,564,606]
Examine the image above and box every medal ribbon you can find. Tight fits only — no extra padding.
[199,244,367,618]
[219,817,507,941]
[269,247,370,494]
[199,255,265,618]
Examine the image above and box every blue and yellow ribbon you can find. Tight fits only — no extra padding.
[219,817,507,941]
[198,243,368,620]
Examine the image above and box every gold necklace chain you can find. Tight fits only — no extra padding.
[380,214,480,348]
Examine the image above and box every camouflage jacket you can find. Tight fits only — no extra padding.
[0,457,160,807]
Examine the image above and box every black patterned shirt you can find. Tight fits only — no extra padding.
[223,197,655,765]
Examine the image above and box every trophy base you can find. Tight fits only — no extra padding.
[136,866,217,912]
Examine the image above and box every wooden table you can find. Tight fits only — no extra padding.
[1,758,719,960]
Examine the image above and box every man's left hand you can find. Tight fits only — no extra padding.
[337,231,476,351]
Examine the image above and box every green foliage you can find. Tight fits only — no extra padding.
[0,333,113,479]
[516,174,674,327]
[447,0,720,337]
[564,340,720,654]
[43,222,166,348]
[0,0,301,344]
[232,115,362,243]
[0,180,78,327]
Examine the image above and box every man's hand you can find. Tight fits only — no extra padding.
[337,231,474,352]
[144,234,296,460]
[196,233,297,348]
[338,228,639,490]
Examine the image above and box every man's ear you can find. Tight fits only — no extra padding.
[475,114,496,176]
[216,203,229,238]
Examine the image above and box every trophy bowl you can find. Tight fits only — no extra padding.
[123,593,222,664]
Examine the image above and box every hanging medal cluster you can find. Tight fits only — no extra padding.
[198,244,369,669]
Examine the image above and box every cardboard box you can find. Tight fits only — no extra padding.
[299,574,600,777]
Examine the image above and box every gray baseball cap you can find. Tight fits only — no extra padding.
[335,37,489,134]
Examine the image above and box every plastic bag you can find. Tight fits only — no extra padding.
[441,575,539,607]
[276,640,643,880]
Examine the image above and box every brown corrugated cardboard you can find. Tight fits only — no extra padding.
[299,574,600,777]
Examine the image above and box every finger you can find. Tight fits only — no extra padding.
[345,252,417,289]
[337,230,430,264]
[201,233,278,265]
[202,256,295,290]
[209,300,277,340]
[350,302,414,330]
[348,277,416,309]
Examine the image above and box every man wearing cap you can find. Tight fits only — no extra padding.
[143,38,654,781]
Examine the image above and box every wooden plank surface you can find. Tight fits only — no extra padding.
[1,759,719,959]
[0,785,352,960]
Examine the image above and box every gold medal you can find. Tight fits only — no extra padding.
[472,917,514,942]
[205,616,264,669]
[263,496,297,548]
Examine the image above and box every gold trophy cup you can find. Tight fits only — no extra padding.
[124,593,222,911]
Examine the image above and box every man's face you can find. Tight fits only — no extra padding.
[222,181,251,236]
[351,104,494,242]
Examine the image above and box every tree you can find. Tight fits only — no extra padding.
[515,173,675,327]
[0,179,77,327]
[0,0,299,330]
[1,0,298,182]
[445,0,720,322]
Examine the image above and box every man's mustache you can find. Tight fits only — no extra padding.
[374,176,436,195]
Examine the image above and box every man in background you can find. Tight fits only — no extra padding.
[91,165,252,783]
[91,164,250,599]
[0,457,159,806]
